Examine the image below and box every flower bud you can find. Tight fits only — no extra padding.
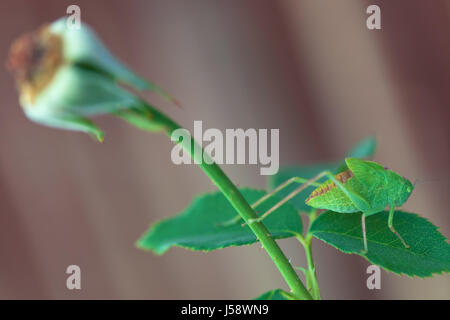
[7,17,173,141]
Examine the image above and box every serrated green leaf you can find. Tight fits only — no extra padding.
[137,188,302,254]
[345,137,377,159]
[310,211,450,277]
[335,137,377,172]
[254,289,292,300]
[269,137,377,213]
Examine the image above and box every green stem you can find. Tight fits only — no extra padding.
[303,235,321,299]
[298,210,321,299]
[149,107,311,300]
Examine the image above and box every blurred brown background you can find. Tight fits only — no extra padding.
[0,0,449,299]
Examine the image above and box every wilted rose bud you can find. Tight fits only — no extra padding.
[7,17,174,141]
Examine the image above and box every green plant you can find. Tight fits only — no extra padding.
[139,137,450,299]
[8,18,450,300]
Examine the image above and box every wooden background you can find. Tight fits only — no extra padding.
[0,0,449,299]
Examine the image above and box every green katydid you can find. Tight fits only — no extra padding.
[237,158,415,253]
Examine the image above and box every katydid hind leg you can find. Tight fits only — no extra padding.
[217,176,321,227]
[388,206,410,249]
[245,172,329,225]
[248,169,367,225]
[252,176,321,209]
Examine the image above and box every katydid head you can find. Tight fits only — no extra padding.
[397,177,414,206]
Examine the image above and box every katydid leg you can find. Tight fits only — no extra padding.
[388,206,410,249]
[246,172,329,224]
[252,177,321,209]
[219,176,322,227]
